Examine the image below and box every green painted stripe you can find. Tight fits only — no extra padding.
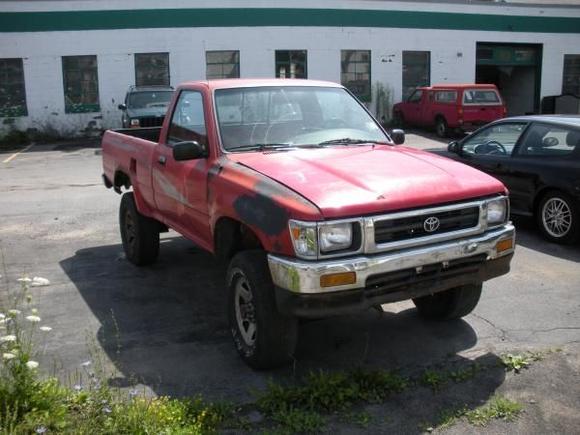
[0,8,580,33]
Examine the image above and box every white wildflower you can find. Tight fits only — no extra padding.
[31,308,38,314]
[39,326,52,332]
[3,353,16,360]
[0,313,5,320]
[31,277,50,287]
[0,335,16,343]
[26,315,41,323]
[17,277,32,283]
[26,360,39,369]
[81,360,92,367]
[8,309,21,316]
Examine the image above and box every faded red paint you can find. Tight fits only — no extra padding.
[102,79,507,258]
[393,83,505,131]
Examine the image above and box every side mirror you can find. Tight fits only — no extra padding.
[118,103,127,111]
[447,141,460,154]
[391,129,405,145]
[173,141,207,161]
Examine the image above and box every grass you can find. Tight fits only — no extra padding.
[465,396,523,426]
[500,350,556,373]
[270,407,325,434]
[256,369,408,415]
[1,279,233,434]
[0,278,550,434]
[426,396,523,431]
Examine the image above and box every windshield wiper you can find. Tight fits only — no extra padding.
[317,138,390,146]
[228,143,293,152]
[229,143,325,152]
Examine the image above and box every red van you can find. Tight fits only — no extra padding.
[393,84,507,137]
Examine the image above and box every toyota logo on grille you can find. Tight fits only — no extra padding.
[423,216,440,233]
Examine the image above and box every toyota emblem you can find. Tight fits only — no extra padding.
[423,216,440,233]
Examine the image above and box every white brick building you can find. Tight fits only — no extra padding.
[1,0,579,136]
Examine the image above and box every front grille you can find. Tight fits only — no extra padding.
[374,206,479,244]
[139,116,164,127]
[364,254,486,298]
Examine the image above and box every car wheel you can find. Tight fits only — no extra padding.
[227,250,298,370]
[537,191,580,244]
[393,111,405,128]
[435,117,448,138]
[412,284,482,320]
[119,192,160,266]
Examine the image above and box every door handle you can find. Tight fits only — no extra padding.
[158,155,166,165]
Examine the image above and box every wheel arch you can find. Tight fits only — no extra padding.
[213,216,265,263]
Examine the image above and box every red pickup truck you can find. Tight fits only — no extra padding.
[102,79,515,369]
[393,84,506,138]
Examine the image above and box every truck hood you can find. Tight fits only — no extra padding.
[228,145,506,218]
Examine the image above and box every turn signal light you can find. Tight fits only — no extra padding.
[320,272,356,288]
[496,238,513,253]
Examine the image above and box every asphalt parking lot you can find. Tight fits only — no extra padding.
[1,132,579,433]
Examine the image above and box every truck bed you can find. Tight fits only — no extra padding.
[111,126,162,143]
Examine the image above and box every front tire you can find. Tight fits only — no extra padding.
[119,192,160,266]
[413,284,482,320]
[227,250,298,370]
[537,191,580,244]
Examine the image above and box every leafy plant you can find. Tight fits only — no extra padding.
[420,369,446,391]
[465,396,523,426]
[501,353,531,373]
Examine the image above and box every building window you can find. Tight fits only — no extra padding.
[341,50,371,102]
[562,54,580,96]
[275,50,307,79]
[62,55,100,113]
[135,52,170,86]
[402,51,430,100]
[206,51,240,80]
[0,58,27,117]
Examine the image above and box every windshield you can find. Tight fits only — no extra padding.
[127,91,173,109]
[214,86,390,151]
[463,89,501,105]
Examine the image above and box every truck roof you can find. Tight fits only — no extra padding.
[179,78,344,91]
[418,84,498,90]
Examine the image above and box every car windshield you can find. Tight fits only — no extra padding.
[128,91,173,109]
[463,89,501,105]
[214,86,390,151]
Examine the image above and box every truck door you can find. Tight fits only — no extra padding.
[405,89,424,125]
[152,90,212,249]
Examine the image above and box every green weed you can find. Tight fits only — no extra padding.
[465,396,523,426]
[420,369,446,391]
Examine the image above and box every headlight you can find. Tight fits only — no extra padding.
[289,221,317,258]
[130,118,140,127]
[486,198,508,226]
[319,223,353,253]
[289,220,360,259]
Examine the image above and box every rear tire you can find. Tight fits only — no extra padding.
[227,250,298,370]
[393,111,405,128]
[119,192,160,266]
[536,191,580,244]
[435,117,448,138]
[412,284,482,320]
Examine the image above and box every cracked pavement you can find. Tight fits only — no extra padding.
[0,136,579,433]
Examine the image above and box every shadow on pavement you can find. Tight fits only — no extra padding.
[60,236,505,415]
[513,216,580,262]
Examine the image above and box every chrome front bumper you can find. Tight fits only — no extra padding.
[268,224,515,294]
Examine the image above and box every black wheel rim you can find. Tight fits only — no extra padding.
[125,210,137,255]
